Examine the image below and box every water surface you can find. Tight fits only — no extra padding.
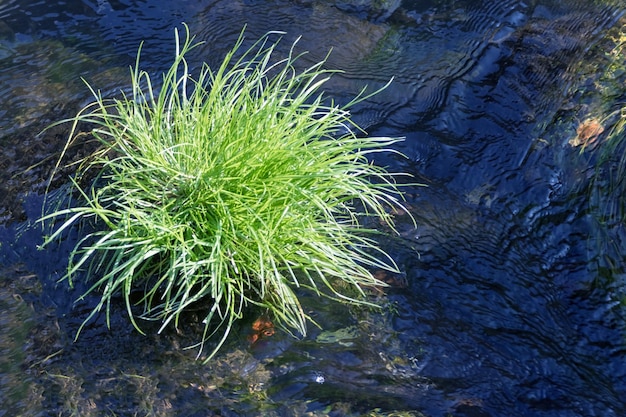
[1,1,626,416]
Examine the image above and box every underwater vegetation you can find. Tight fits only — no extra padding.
[570,19,626,312]
[39,24,416,361]
[585,23,626,229]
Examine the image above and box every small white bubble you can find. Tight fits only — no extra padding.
[313,372,325,384]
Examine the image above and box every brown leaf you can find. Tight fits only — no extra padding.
[569,118,604,147]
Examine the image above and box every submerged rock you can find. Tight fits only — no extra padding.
[319,0,402,22]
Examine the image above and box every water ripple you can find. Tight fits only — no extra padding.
[1,1,626,416]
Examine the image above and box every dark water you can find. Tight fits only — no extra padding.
[1,0,626,416]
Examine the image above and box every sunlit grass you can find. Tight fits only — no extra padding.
[39,24,417,361]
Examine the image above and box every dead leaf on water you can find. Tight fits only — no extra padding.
[569,118,604,148]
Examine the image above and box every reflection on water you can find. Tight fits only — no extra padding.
[1,0,626,416]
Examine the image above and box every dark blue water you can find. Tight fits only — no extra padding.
[1,1,626,416]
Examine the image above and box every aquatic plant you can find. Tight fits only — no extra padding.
[40,24,415,360]
[588,23,626,225]
[592,108,626,223]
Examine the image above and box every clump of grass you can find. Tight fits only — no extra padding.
[40,24,415,361]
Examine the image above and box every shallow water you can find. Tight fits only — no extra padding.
[1,1,626,416]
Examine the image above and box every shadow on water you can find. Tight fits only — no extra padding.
[1,0,626,416]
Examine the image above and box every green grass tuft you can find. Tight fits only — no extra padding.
[40,24,417,361]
